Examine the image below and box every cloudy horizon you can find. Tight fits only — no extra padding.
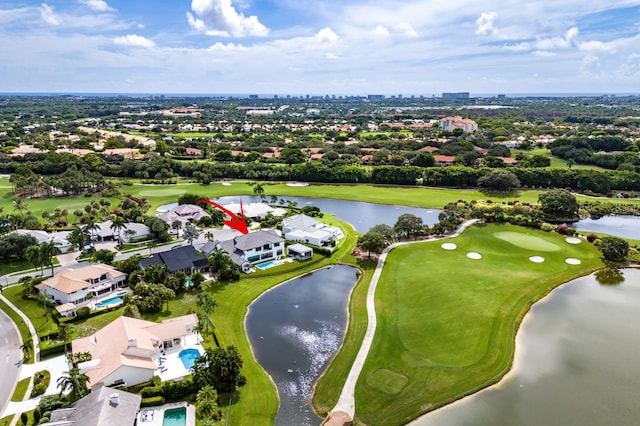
[1,0,639,95]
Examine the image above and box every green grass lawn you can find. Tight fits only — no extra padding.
[3,286,58,337]
[352,223,604,425]
[513,148,606,171]
[10,378,31,402]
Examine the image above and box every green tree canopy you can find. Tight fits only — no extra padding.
[477,170,521,191]
[598,237,629,262]
[538,189,579,221]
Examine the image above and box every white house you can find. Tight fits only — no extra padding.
[222,202,287,220]
[204,229,285,272]
[438,116,478,133]
[39,264,127,307]
[72,314,199,388]
[282,214,343,247]
[89,220,152,243]
[13,229,72,252]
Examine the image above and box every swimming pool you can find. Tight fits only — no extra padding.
[95,291,127,308]
[178,348,201,370]
[257,259,285,270]
[162,407,186,426]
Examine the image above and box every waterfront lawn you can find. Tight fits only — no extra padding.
[194,216,360,426]
[354,223,604,425]
[3,286,58,337]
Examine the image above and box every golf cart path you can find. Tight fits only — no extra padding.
[328,220,478,421]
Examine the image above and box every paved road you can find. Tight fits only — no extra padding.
[0,307,23,416]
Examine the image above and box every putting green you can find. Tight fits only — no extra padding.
[494,231,561,252]
[366,369,409,394]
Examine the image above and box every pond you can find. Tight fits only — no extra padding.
[412,268,640,426]
[569,215,640,240]
[158,195,441,233]
[246,265,359,426]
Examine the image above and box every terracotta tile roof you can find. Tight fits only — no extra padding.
[43,264,126,295]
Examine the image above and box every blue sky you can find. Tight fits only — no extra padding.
[1,0,639,95]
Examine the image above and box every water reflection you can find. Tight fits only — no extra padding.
[595,268,625,286]
[246,265,358,426]
[569,215,640,239]
[412,269,640,426]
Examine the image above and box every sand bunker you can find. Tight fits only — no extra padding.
[565,258,581,265]
[467,252,482,259]
[529,256,545,263]
[286,182,309,187]
[565,237,581,244]
[441,243,457,250]
[221,182,232,186]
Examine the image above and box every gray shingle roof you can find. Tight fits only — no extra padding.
[233,229,283,251]
[47,386,141,426]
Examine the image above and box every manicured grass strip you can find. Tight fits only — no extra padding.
[353,223,604,425]
[11,378,31,402]
[2,286,58,337]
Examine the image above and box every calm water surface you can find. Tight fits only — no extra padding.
[246,265,359,426]
[413,268,640,426]
[569,215,640,239]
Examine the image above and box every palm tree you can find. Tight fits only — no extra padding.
[20,337,33,361]
[196,385,221,420]
[171,220,182,237]
[25,245,45,275]
[12,198,27,217]
[68,225,90,251]
[183,224,200,245]
[40,240,62,276]
[82,220,101,242]
[207,247,228,272]
[123,228,136,244]
[109,216,126,246]
[204,231,215,241]
[253,183,264,196]
[197,293,218,332]
[57,368,90,402]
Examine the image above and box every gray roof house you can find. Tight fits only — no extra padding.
[156,203,209,227]
[89,220,152,243]
[139,245,209,275]
[43,386,141,426]
[201,229,285,273]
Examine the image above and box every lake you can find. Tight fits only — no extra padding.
[245,265,359,426]
[569,215,640,240]
[412,268,640,426]
[158,195,441,233]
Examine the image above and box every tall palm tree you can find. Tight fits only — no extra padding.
[171,220,182,237]
[12,198,27,217]
[183,224,200,245]
[25,245,45,275]
[57,367,90,402]
[253,183,264,196]
[197,293,218,332]
[68,225,90,251]
[109,216,126,246]
[40,240,62,276]
[82,219,101,241]
[207,247,228,272]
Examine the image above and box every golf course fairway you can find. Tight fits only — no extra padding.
[352,223,604,425]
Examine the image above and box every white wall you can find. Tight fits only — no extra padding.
[100,365,154,388]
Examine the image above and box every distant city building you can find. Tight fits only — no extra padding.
[497,94,506,99]
[442,92,470,100]
[439,116,478,133]
[248,94,259,99]
[367,94,385,100]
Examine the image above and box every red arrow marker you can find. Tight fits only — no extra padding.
[197,198,249,234]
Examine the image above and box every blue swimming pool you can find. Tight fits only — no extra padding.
[162,407,186,426]
[178,348,201,370]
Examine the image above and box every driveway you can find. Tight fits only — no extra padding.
[1,355,69,417]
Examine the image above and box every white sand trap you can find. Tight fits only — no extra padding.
[565,237,581,244]
[286,182,309,187]
[565,258,581,265]
[221,182,232,186]
[467,252,482,259]
[441,243,457,250]
[529,256,545,263]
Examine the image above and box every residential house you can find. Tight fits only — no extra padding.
[222,202,287,220]
[439,116,478,133]
[13,229,72,252]
[72,314,198,388]
[89,220,152,243]
[139,245,209,275]
[203,229,285,273]
[434,155,457,166]
[282,214,342,247]
[156,204,209,227]
[39,264,127,309]
[44,386,141,426]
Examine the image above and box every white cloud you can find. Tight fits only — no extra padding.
[114,34,156,48]
[394,22,419,38]
[79,0,114,12]
[476,12,497,36]
[187,0,269,38]
[40,3,61,25]
[315,27,339,43]
[532,50,557,57]
[535,27,579,50]
[373,25,389,36]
